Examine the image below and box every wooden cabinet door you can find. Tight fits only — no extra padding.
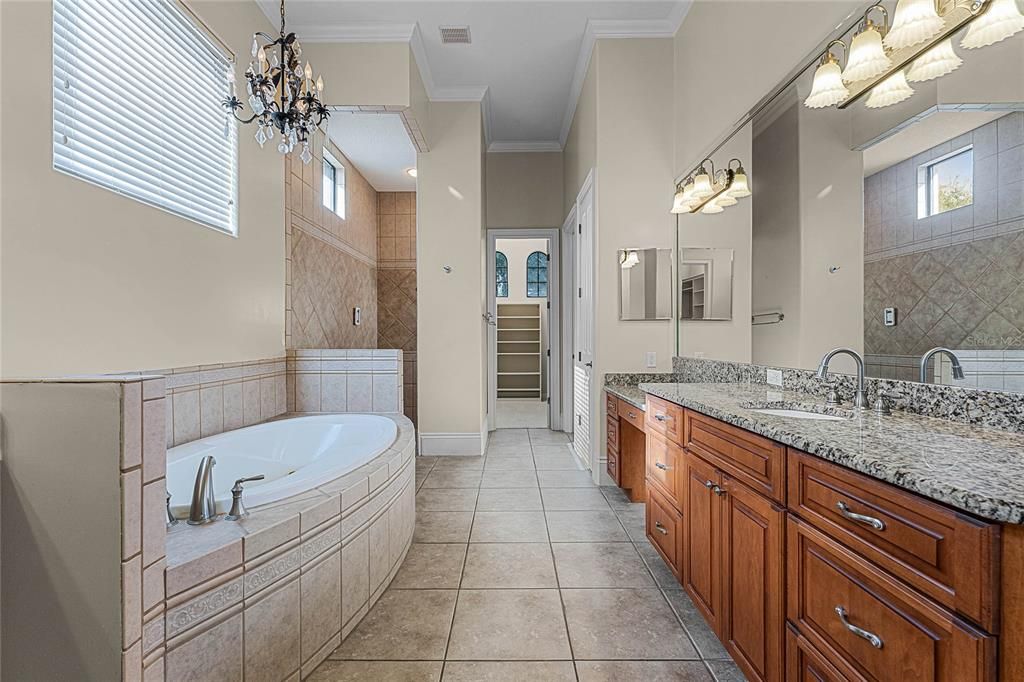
[683,452,723,634]
[720,475,785,682]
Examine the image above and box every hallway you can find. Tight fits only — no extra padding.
[309,429,743,681]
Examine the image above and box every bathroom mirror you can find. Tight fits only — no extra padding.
[697,10,1024,393]
[679,248,733,321]
[618,248,673,321]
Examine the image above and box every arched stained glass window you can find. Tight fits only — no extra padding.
[526,251,548,298]
[496,251,508,298]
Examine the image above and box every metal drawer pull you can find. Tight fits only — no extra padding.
[705,480,715,488]
[835,606,883,649]
[628,412,637,419]
[836,501,885,531]
[654,414,669,422]
[655,462,669,471]
[712,485,726,497]
[654,521,669,535]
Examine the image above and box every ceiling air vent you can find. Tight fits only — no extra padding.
[439,25,471,44]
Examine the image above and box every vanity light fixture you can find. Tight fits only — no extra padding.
[885,0,944,51]
[961,0,1024,48]
[692,164,713,198]
[670,158,751,216]
[727,160,751,198]
[802,0,1016,111]
[406,167,418,178]
[620,250,641,268]
[843,6,892,83]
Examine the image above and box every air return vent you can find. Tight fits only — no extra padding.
[440,25,471,44]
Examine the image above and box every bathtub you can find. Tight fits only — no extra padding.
[166,413,399,517]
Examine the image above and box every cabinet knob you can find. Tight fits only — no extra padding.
[654,414,668,422]
[712,485,726,497]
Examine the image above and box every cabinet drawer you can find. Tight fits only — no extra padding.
[647,485,682,577]
[787,517,996,682]
[645,394,684,444]
[684,410,785,504]
[786,624,858,682]
[619,399,645,432]
[646,430,682,509]
[787,450,999,631]
[606,391,618,418]
[606,451,620,485]
[606,415,619,452]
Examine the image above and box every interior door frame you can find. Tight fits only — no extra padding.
[571,168,597,477]
[561,207,577,437]
[486,227,562,432]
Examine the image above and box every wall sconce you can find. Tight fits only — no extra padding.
[803,0,1022,111]
[670,158,751,216]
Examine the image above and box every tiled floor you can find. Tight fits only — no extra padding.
[309,428,745,681]
[494,398,550,429]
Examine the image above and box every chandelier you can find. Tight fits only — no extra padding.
[223,0,328,164]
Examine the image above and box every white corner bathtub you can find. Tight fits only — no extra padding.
[166,414,398,517]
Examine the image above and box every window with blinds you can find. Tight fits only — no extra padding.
[53,0,238,234]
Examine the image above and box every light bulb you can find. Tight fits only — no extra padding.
[906,38,962,82]
[885,0,944,51]
[692,170,713,198]
[961,0,1024,49]
[866,70,915,108]
[843,22,891,82]
[805,56,850,108]
[701,199,724,215]
[316,75,324,93]
[728,169,751,198]
[304,62,313,80]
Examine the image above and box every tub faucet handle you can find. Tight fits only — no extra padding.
[166,490,178,527]
[225,475,265,521]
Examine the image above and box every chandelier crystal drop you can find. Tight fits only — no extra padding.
[222,0,328,164]
[884,0,944,51]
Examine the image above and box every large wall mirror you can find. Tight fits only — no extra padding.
[679,248,734,321]
[618,248,673,321]
[677,1,1024,393]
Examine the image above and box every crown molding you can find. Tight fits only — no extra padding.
[487,141,563,153]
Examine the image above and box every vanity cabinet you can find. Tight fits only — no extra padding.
[604,391,646,502]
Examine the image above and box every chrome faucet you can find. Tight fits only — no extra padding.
[187,455,218,525]
[919,347,966,384]
[816,348,868,409]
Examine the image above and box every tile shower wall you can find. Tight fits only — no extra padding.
[287,349,404,415]
[377,191,418,425]
[286,133,379,350]
[864,114,1024,381]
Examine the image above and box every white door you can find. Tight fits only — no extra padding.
[572,173,595,468]
[561,209,576,437]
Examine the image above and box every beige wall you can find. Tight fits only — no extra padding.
[563,47,598,216]
[287,135,378,349]
[300,42,412,108]
[416,101,486,449]
[1,0,284,377]
[485,152,563,228]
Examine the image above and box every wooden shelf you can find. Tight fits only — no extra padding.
[497,302,543,398]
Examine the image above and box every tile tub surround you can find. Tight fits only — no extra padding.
[673,355,1024,435]
[640,380,1024,524]
[160,413,416,680]
[306,429,745,681]
[286,348,403,415]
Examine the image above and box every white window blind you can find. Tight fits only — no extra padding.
[53,0,238,234]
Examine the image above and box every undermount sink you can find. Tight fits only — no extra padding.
[751,408,847,421]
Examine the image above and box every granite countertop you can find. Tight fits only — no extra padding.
[639,381,1024,525]
[605,384,646,410]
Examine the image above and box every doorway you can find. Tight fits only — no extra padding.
[486,228,561,431]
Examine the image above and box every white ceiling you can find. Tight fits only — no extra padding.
[327,112,417,191]
[862,111,1007,176]
[259,1,690,149]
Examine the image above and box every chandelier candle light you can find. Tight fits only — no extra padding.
[671,159,750,216]
[223,0,328,164]
[804,0,1024,111]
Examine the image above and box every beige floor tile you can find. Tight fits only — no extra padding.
[636,541,681,588]
[575,661,712,681]
[663,589,730,660]
[538,470,595,488]
[446,589,571,660]
[471,511,549,543]
[531,444,575,458]
[483,455,536,471]
[420,469,482,489]
[331,590,457,660]
[561,589,697,660]
[705,659,746,681]
[391,544,467,589]
[414,512,474,543]
[460,543,557,588]
[431,457,485,471]
[442,661,576,681]
[534,454,585,470]
[487,429,530,445]
[528,429,570,444]
[484,444,533,457]
[541,488,611,510]
[545,511,628,542]
[308,660,442,681]
[480,470,538,488]
[551,543,655,588]
[415,488,478,512]
[475,487,543,511]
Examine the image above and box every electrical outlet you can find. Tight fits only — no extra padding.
[645,352,657,368]
[766,368,783,387]
[694,351,705,359]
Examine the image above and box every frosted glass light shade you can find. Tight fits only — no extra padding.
[961,0,1024,49]
[866,70,915,108]
[671,187,688,213]
[885,0,944,51]
[844,25,892,82]
[906,39,963,82]
[700,199,724,214]
[716,193,738,207]
[692,172,713,198]
[728,170,751,198]
[805,59,850,108]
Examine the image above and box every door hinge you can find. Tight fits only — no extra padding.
[546,349,550,357]
[578,224,582,234]
[578,351,582,362]
[546,301,550,310]
[578,287,582,298]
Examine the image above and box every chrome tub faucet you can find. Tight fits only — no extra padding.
[187,455,218,525]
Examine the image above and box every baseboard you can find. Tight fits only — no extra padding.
[418,432,484,456]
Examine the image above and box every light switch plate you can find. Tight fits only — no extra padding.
[766,369,783,387]
[883,307,897,327]
[645,352,657,368]
[353,307,362,326]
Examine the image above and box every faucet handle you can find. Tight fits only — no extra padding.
[825,389,842,406]
[872,392,895,416]
[225,475,265,521]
